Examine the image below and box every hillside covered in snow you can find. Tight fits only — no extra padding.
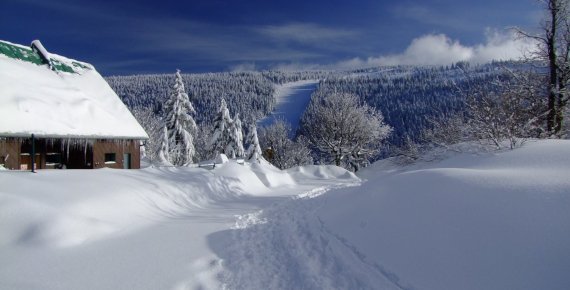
[1,140,568,289]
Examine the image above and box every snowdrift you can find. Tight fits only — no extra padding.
[2,140,568,290]
[214,140,570,290]
[0,160,358,289]
[0,161,357,248]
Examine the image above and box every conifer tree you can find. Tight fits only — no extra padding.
[245,123,262,162]
[229,113,245,158]
[157,125,172,166]
[210,98,233,156]
[163,70,197,166]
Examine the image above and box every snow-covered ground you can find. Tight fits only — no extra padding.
[258,80,319,131]
[0,160,358,289]
[216,140,570,290]
[1,140,569,289]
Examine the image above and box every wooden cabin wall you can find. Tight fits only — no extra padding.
[0,138,21,170]
[93,140,140,169]
[1,138,141,170]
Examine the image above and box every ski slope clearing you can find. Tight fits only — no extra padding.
[1,140,568,290]
[258,80,319,131]
[214,140,570,290]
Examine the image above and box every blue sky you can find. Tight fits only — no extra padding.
[1,0,541,75]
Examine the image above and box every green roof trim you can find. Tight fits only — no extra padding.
[50,58,75,73]
[0,40,91,74]
[0,41,44,65]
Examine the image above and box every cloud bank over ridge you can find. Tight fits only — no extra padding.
[267,29,537,71]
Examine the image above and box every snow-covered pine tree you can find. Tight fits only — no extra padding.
[163,69,197,166]
[210,98,233,156]
[245,123,262,162]
[157,125,172,166]
[228,113,245,158]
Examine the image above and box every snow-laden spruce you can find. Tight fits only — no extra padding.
[228,113,245,158]
[210,98,235,157]
[162,70,197,166]
[245,123,263,162]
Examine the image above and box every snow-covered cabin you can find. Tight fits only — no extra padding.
[0,40,148,170]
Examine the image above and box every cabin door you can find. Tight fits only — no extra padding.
[123,153,131,169]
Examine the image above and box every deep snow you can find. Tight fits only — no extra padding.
[0,160,358,289]
[214,140,570,290]
[1,140,569,290]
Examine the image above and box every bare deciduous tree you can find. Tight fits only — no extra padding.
[516,0,570,136]
[259,120,313,169]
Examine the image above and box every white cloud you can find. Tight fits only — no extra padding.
[471,29,537,63]
[346,30,537,68]
[262,30,538,72]
[374,34,473,66]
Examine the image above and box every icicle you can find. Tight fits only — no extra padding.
[66,139,70,160]
[84,139,88,161]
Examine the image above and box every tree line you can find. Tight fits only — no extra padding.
[113,0,570,170]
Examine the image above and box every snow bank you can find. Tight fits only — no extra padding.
[7,140,565,290]
[0,161,356,249]
[214,140,570,290]
[0,45,147,139]
[287,164,357,180]
[0,159,359,289]
[249,161,296,188]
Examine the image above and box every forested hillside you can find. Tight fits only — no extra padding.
[311,62,516,146]
[106,62,521,162]
[106,71,337,125]
[106,72,275,125]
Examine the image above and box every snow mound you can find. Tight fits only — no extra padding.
[249,161,296,188]
[287,164,358,180]
[0,159,356,248]
[213,140,570,290]
[212,161,269,195]
[214,153,229,164]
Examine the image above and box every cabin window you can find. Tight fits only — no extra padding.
[45,153,62,166]
[104,153,116,164]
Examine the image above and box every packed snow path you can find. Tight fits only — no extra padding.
[258,80,319,131]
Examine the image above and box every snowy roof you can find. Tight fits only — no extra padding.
[0,40,148,139]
